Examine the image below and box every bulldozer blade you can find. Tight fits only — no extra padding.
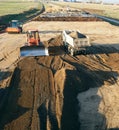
[20,46,49,57]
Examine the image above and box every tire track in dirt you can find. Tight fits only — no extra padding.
[0,33,25,69]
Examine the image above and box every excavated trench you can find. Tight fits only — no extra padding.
[32,16,102,21]
[0,35,119,130]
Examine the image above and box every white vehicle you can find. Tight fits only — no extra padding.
[62,30,90,56]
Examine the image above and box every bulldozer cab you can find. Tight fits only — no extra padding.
[27,30,39,38]
[11,20,18,27]
[27,30,40,46]
[10,20,22,28]
[20,30,49,57]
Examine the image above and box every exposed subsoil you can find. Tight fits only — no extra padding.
[33,16,102,21]
[0,34,119,130]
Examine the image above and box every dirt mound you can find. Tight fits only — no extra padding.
[0,35,119,130]
[69,31,86,39]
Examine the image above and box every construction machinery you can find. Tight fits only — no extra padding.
[62,30,90,56]
[20,30,49,57]
[6,20,22,33]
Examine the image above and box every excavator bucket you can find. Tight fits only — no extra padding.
[20,46,49,57]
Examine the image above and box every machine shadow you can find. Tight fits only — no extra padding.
[37,102,47,130]
[85,43,119,55]
[37,100,59,130]
[61,62,119,130]
[0,71,12,82]
[0,9,38,25]
[109,128,119,130]
[48,43,119,56]
[0,68,29,129]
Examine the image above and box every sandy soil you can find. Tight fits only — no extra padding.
[0,21,119,130]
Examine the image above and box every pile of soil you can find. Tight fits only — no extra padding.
[0,35,119,130]
[69,31,86,39]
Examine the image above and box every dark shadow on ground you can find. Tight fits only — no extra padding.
[38,102,47,130]
[86,43,119,55]
[108,128,119,130]
[96,15,119,26]
[0,68,29,129]
[0,71,12,82]
[38,100,59,130]
[60,61,119,130]
[47,99,59,130]
[0,8,39,24]
[48,43,119,56]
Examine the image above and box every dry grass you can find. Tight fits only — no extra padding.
[53,2,119,19]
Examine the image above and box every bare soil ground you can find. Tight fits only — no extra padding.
[0,21,119,130]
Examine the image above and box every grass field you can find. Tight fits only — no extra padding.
[0,0,43,25]
[53,2,119,20]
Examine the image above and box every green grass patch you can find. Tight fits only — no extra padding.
[0,0,43,24]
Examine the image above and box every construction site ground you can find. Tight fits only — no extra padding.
[0,19,119,130]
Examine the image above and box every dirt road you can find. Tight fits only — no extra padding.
[0,21,119,130]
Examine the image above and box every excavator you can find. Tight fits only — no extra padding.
[6,20,22,33]
[20,30,49,56]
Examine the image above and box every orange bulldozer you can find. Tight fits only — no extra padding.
[6,20,22,33]
[20,30,49,57]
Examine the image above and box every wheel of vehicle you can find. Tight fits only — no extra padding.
[82,50,86,55]
[63,41,68,51]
